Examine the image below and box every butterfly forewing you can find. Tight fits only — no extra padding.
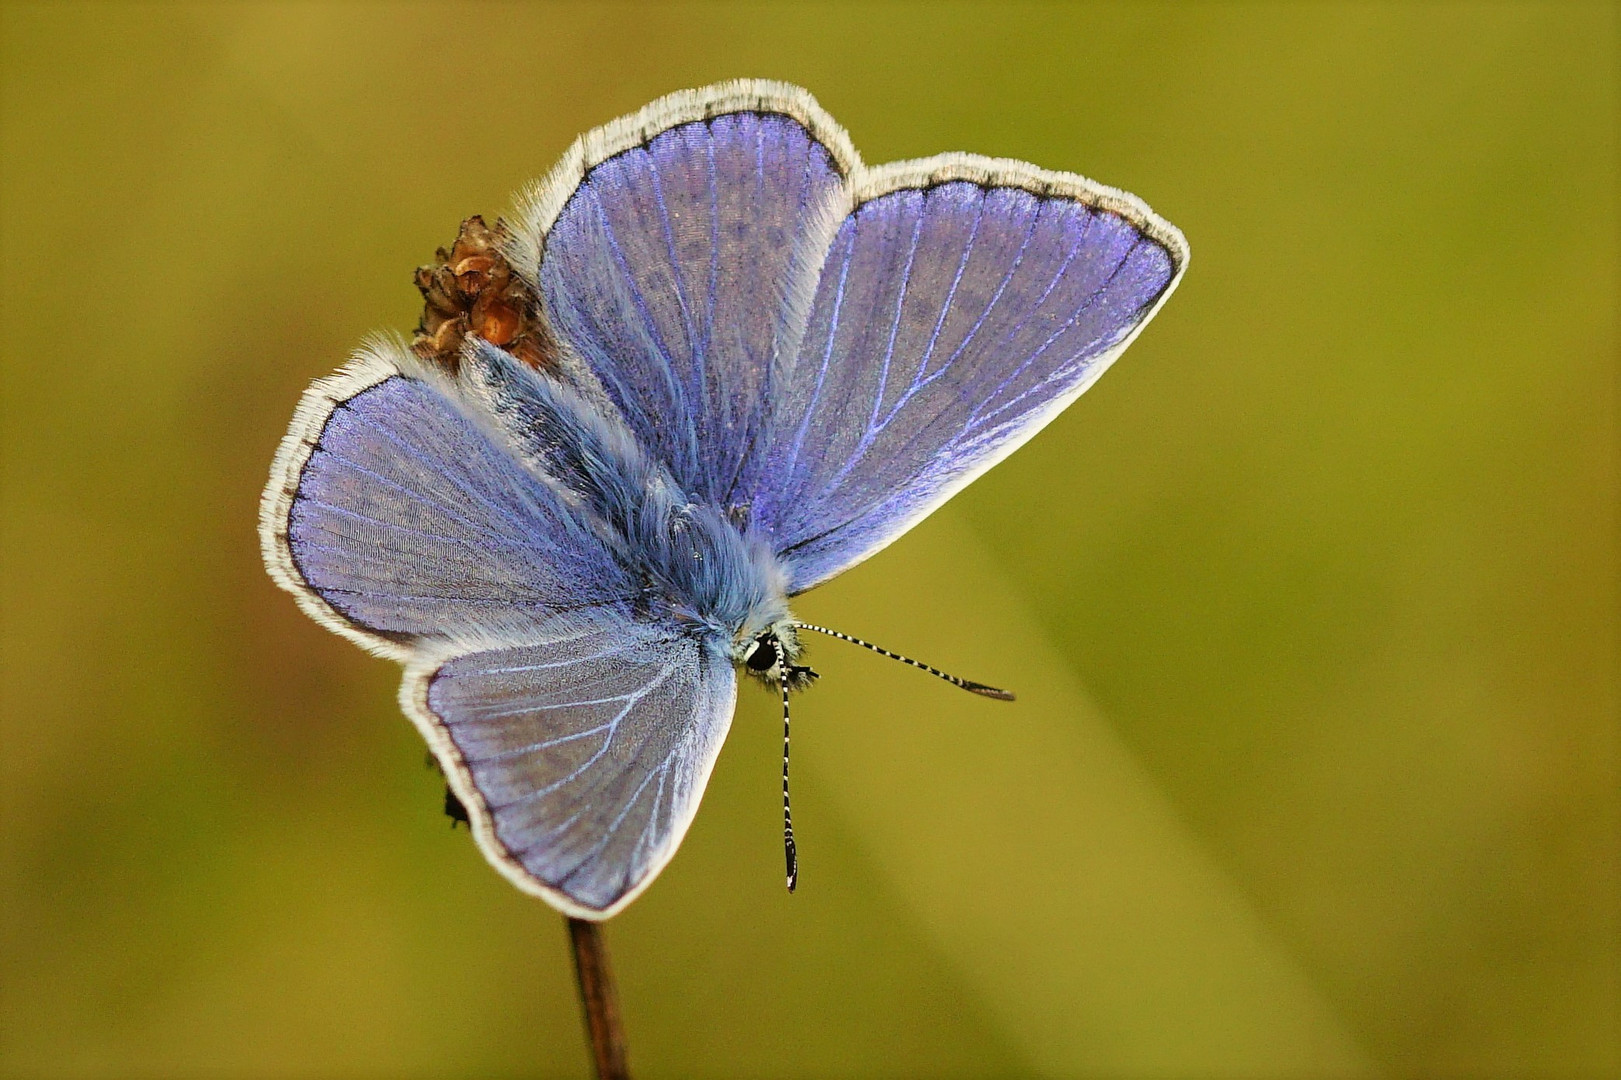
[752,177,1183,591]
[536,109,848,506]
[278,363,632,646]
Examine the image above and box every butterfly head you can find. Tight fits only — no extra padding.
[737,623,818,691]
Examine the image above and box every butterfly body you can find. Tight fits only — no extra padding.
[457,339,808,683]
[460,352,834,706]
[261,80,1186,918]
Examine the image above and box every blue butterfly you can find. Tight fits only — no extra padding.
[260,81,1187,920]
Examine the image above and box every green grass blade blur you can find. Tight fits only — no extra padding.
[2,2,1615,1076]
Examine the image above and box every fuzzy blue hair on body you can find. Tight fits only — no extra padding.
[458,341,801,677]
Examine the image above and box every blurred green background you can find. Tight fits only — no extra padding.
[2,2,1615,1076]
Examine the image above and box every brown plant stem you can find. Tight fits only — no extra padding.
[566,916,629,1080]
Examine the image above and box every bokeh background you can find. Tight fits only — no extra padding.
[2,2,1615,1077]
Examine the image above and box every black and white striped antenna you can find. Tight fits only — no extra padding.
[779,666,798,892]
[792,622,1016,701]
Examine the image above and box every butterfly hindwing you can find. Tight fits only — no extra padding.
[407,623,737,917]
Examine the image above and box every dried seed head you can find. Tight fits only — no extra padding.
[410,215,558,374]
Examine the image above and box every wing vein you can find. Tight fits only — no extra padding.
[969,236,1146,431]
[294,498,534,551]
[780,224,857,487]
[591,190,694,472]
[643,151,702,435]
[333,403,542,538]
[467,721,616,765]
[311,447,537,546]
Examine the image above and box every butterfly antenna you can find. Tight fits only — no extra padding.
[792,622,1016,701]
[779,667,799,892]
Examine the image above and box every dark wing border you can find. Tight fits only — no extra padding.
[507,78,862,285]
[259,340,416,661]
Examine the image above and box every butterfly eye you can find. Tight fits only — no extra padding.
[744,636,779,673]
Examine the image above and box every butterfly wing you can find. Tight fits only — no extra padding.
[404,624,735,918]
[751,163,1188,591]
[262,342,738,917]
[512,80,856,506]
[260,343,636,658]
[514,82,1186,594]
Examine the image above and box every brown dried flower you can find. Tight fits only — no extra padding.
[411,215,556,373]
